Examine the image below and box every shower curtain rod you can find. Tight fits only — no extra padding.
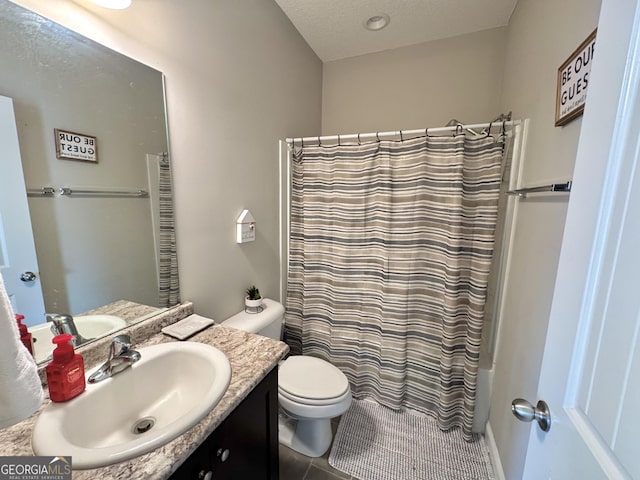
[286,120,521,145]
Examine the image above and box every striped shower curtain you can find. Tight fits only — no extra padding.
[158,155,180,307]
[285,134,502,440]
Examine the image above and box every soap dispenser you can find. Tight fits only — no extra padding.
[15,314,33,356]
[46,334,86,402]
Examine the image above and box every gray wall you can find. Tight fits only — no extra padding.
[491,0,601,477]
[12,0,323,322]
[322,27,507,135]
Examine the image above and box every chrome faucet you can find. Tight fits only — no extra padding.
[46,313,90,347]
[88,334,141,384]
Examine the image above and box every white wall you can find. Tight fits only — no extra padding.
[490,0,601,478]
[10,0,323,321]
[322,27,507,135]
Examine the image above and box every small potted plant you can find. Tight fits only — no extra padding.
[245,285,263,312]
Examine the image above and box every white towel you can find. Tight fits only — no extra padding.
[0,273,43,429]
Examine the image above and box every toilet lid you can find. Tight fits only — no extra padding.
[279,356,349,401]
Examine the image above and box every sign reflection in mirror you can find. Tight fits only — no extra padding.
[54,129,98,163]
[0,2,179,351]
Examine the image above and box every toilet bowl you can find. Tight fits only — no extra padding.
[221,299,352,457]
[277,355,352,457]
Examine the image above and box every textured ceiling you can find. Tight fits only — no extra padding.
[274,0,518,62]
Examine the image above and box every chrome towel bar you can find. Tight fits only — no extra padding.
[507,181,572,198]
[27,187,56,197]
[26,187,148,197]
[59,187,148,197]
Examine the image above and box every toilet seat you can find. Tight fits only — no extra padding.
[278,355,349,404]
[279,385,352,406]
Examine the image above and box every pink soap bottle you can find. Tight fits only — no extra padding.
[46,334,86,402]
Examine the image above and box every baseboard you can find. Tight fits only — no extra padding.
[484,422,506,480]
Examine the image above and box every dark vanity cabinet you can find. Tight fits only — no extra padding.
[170,367,279,480]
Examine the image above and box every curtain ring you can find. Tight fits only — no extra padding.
[486,121,493,137]
[501,120,506,137]
[301,137,304,148]
[376,132,380,142]
[317,136,321,147]
[357,133,361,145]
[399,130,404,142]
[425,128,429,138]
[455,124,462,136]
[338,134,341,146]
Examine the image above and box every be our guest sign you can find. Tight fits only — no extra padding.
[555,29,597,127]
[54,128,98,162]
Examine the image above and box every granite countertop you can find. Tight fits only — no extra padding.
[80,299,166,325]
[0,321,289,479]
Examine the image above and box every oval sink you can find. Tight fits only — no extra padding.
[32,341,231,469]
[30,315,127,363]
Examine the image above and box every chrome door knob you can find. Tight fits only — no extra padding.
[20,271,37,282]
[511,398,551,432]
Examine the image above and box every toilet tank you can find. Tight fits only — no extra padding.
[221,298,284,340]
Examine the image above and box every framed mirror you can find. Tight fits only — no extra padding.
[0,1,179,364]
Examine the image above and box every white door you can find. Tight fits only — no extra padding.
[0,95,46,325]
[522,0,640,478]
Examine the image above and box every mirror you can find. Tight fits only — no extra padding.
[0,1,179,363]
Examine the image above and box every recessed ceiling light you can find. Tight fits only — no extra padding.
[364,14,390,31]
[89,0,132,9]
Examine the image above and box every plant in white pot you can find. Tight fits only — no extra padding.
[245,285,263,311]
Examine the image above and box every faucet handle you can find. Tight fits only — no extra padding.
[109,334,133,358]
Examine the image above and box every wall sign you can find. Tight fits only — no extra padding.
[54,128,98,162]
[555,29,597,127]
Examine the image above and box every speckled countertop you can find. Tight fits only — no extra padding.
[80,299,166,325]
[0,305,289,479]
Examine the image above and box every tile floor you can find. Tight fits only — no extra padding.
[279,417,360,480]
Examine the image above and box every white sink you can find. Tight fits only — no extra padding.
[32,341,231,469]
[30,315,127,363]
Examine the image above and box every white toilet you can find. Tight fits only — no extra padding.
[221,298,352,457]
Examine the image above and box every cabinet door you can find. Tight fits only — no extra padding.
[169,429,218,480]
[211,367,279,479]
[170,367,279,480]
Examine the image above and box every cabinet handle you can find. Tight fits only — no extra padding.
[198,470,213,480]
[216,448,230,462]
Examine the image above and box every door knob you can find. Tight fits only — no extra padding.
[20,271,37,282]
[511,398,551,432]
